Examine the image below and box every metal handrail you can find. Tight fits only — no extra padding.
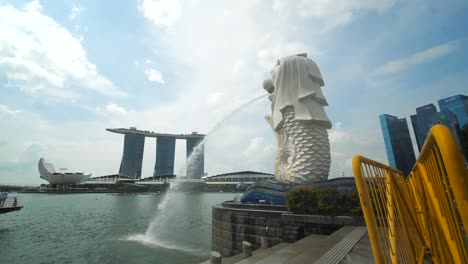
[353,125,468,263]
[0,196,21,208]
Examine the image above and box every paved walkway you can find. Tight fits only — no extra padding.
[202,226,374,264]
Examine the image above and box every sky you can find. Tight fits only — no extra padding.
[0,0,467,184]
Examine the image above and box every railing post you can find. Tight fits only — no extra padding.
[352,156,386,264]
[386,171,398,264]
[242,241,252,257]
[261,226,269,249]
[210,251,221,264]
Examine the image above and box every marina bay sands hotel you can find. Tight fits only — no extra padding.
[107,127,205,179]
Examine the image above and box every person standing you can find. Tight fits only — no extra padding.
[0,191,6,207]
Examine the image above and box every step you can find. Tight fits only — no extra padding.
[340,232,374,263]
[235,243,291,264]
[314,227,367,264]
[255,226,355,264]
[287,226,367,264]
[199,243,290,264]
[252,233,328,264]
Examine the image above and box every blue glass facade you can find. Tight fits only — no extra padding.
[414,104,437,149]
[379,114,416,175]
[186,137,205,179]
[119,134,145,178]
[438,95,468,129]
[154,136,176,176]
[430,109,461,145]
[410,115,422,151]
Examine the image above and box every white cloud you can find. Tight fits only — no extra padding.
[375,40,461,74]
[273,0,395,32]
[0,1,126,99]
[69,5,84,21]
[138,0,182,27]
[0,110,124,184]
[145,67,165,84]
[106,103,128,115]
[133,1,322,175]
[243,137,266,158]
[0,104,23,116]
[240,137,275,172]
[329,122,351,144]
[257,42,313,70]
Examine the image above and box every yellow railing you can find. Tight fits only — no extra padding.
[353,125,468,264]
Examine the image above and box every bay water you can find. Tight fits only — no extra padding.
[0,192,235,264]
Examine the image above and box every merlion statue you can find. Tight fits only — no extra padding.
[263,53,332,184]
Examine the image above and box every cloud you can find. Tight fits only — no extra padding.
[257,42,314,70]
[138,0,182,27]
[0,104,23,116]
[144,67,165,84]
[375,40,461,74]
[105,103,128,115]
[273,0,396,32]
[133,1,324,176]
[329,122,351,144]
[0,1,126,99]
[243,137,273,158]
[241,137,275,172]
[69,4,84,21]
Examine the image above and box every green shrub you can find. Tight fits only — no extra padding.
[286,187,362,215]
[286,187,318,214]
[317,188,339,213]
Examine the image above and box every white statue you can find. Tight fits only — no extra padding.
[263,54,332,184]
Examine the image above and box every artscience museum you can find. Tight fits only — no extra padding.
[38,158,91,185]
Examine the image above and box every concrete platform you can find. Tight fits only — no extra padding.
[0,206,23,214]
[202,226,374,264]
[255,227,359,264]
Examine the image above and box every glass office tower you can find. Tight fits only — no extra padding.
[414,104,438,149]
[438,94,468,128]
[410,115,421,151]
[379,114,416,175]
[430,109,461,145]
[119,134,145,178]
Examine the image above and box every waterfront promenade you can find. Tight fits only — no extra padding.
[201,226,372,263]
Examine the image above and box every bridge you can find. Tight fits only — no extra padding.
[353,125,468,263]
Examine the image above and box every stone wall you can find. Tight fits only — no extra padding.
[212,202,365,256]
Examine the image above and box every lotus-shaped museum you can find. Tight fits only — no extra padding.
[38,158,91,185]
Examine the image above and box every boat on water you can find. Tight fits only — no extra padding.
[0,195,23,214]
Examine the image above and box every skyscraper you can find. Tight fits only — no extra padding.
[410,115,421,152]
[186,136,205,179]
[379,114,416,175]
[438,94,468,128]
[414,104,438,149]
[108,127,206,179]
[154,136,176,176]
[119,134,145,178]
[430,109,461,145]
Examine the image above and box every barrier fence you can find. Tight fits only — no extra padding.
[353,125,468,264]
[0,196,21,208]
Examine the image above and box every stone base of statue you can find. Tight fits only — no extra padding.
[240,180,296,204]
[240,177,357,205]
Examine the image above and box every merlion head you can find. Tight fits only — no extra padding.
[263,53,332,131]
